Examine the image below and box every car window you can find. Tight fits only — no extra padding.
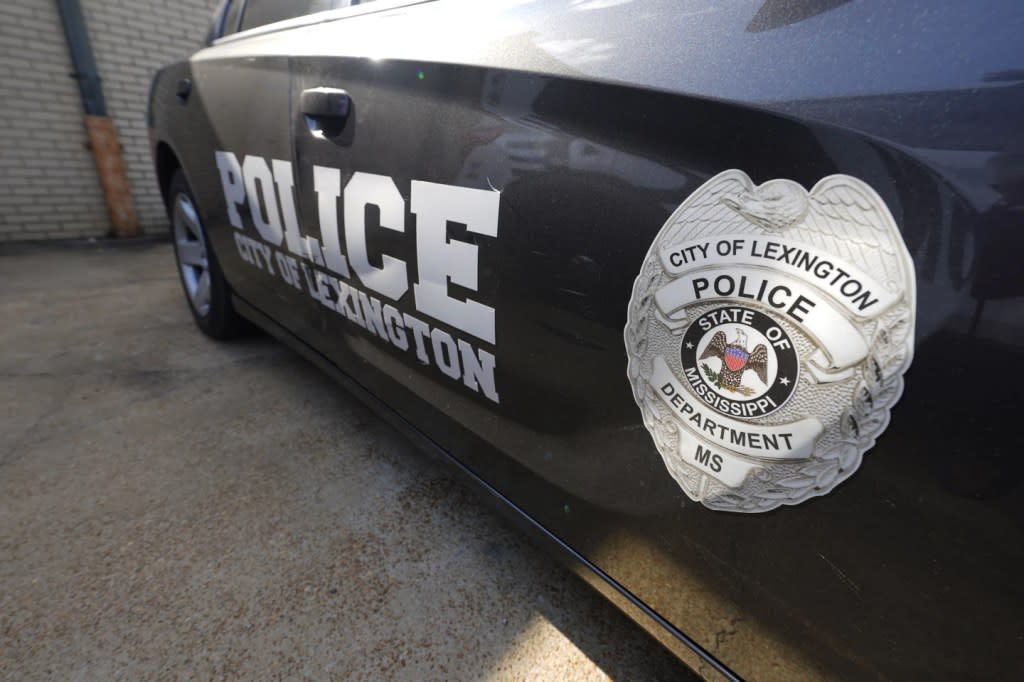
[238,0,334,33]
[331,0,380,8]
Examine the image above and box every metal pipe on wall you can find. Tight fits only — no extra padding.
[56,0,138,238]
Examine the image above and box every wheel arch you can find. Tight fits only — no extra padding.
[154,141,182,215]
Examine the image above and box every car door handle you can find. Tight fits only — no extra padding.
[176,78,192,102]
[300,87,352,137]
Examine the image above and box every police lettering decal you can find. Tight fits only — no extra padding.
[215,151,500,404]
[624,170,916,512]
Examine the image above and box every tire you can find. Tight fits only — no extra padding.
[168,169,249,340]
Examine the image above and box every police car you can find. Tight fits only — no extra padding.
[148,1,1024,678]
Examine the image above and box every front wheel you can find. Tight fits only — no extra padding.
[169,169,248,340]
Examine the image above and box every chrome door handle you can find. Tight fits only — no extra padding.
[300,87,351,137]
[176,78,192,102]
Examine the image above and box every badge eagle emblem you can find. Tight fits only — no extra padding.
[701,329,768,391]
[624,170,916,512]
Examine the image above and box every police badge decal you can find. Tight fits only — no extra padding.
[624,170,916,512]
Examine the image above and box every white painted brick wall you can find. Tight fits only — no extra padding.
[0,0,217,241]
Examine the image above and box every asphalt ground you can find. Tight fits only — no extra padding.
[0,241,692,680]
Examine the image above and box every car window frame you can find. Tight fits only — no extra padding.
[222,0,245,36]
[237,0,341,35]
[206,0,233,44]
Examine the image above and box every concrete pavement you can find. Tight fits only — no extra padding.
[0,241,690,680]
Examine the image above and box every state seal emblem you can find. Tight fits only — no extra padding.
[624,170,916,512]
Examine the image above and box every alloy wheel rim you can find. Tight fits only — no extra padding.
[172,193,211,317]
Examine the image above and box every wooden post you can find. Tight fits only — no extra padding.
[57,0,138,237]
[84,115,138,237]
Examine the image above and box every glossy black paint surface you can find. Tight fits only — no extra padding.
[150,2,1024,678]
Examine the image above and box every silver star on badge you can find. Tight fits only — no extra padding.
[779,376,790,386]
[685,341,694,350]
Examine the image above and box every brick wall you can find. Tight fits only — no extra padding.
[0,0,217,242]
